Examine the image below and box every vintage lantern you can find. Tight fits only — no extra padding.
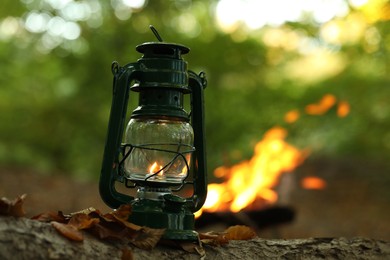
[99,26,207,241]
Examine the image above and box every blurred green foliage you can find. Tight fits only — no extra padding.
[0,0,389,179]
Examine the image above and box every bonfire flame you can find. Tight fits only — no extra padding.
[284,94,350,124]
[196,127,308,217]
[195,94,348,218]
[301,176,327,190]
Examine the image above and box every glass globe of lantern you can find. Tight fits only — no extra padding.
[124,117,194,185]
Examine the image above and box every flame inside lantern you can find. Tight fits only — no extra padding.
[147,161,164,180]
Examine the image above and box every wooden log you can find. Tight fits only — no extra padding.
[1,216,389,259]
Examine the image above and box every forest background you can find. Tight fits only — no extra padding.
[0,0,389,239]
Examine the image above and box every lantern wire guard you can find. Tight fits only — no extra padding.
[119,143,195,189]
[99,26,207,241]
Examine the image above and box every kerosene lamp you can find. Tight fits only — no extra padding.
[99,26,207,240]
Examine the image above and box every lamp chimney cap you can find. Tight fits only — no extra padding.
[135,25,190,58]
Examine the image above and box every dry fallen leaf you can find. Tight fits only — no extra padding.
[129,227,166,250]
[0,194,27,217]
[177,240,205,258]
[68,213,100,230]
[31,203,165,249]
[199,231,229,246]
[86,206,144,241]
[51,221,84,242]
[113,204,132,220]
[69,207,98,216]
[31,211,67,223]
[199,225,256,246]
[121,248,133,260]
[112,215,142,231]
[224,225,257,240]
[89,222,129,240]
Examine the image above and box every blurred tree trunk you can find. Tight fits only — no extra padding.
[0,216,389,259]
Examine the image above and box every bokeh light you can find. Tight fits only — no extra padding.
[215,0,350,32]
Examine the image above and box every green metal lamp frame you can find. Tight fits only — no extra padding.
[99,34,207,241]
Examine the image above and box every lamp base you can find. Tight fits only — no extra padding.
[129,198,198,241]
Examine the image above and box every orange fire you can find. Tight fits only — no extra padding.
[196,126,308,218]
[301,176,327,190]
[284,109,300,123]
[284,94,350,124]
[337,100,350,117]
[305,94,336,115]
[194,93,348,218]
[149,162,163,176]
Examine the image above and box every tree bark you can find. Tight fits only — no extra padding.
[1,216,389,260]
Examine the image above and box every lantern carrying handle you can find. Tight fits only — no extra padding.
[99,62,140,208]
[149,25,163,42]
[187,70,208,212]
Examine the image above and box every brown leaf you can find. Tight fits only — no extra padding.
[113,204,132,220]
[121,248,133,260]
[68,213,100,230]
[111,214,142,231]
[199,231,225,240]
[33,203,165,247]
[129,227,165,250]
[98,213,116,223]
[51,221,84,242]
[98,205,141,233]
[199,231,229,246]
[77,207,117,224]
[160,239,205,258]
[178,241,205,255]
[31,211,67,223]
[224,225,257,240]
[96,204,131,223]
[70,207,98,216]
[89,222,128,240]
[0,194,27,217]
